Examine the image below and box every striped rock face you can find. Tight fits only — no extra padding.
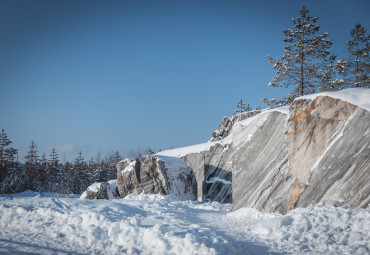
[116,155,197,201]
[232,96,370,213]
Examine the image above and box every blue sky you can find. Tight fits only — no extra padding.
[1,0,369,162]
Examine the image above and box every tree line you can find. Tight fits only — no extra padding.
[235,6,369,113]
[0,129,126,195]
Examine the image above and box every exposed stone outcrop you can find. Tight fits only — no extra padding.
[232,111,290,213]
[81,180,119,200]
[89,89,368,212]
[116,158,141,198]
[210,110,261,141]
[116,155,197,201]
[287,97,370,210]
[180,142,233,203]
[232,96,370,213]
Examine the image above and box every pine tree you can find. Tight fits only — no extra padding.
[24,141,40,190]
[38,153,48,192]
[346,23,369,87]
[73,151,89,193]
[48,147,60,192]
[264,6,336,106]
[234,99,246,115]
[0,129,22,193]
[113,151,122,163]
[0,129,17,182]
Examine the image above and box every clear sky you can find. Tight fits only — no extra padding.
[1,0,369,162]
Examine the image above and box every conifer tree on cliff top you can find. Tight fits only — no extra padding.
[263,6,336,106]
[347,23,369,88]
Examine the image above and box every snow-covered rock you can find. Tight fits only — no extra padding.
[81,180,119,200]
[158,136,233,203]
[233,90,370,213]
[116,155,197,201]
[116,158,141,198]
[210,110,261,142]
[159,88,370,213]
[232,110,290,213]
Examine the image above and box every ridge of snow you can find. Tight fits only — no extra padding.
[296,88,370,111]
[156,135,232,158]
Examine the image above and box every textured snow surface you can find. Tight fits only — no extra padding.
[1,192,369,255]
[296,88,370,111]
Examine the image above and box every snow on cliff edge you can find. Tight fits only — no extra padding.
[296,88,370,111]
[158,88,369,158]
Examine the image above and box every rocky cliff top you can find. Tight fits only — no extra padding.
[296,88,370,111]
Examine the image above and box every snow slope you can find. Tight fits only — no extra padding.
[296,88,370,111]
[1,191,369,254]
[156,135,232,158]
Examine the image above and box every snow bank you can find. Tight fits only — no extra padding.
[252,204,370,254]
[296,88,370,111]
[1,192,368,254]
[156,135,232,158]
[0,193,216,255]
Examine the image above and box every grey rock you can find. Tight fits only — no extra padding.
[287,97,370,210]
[139,155,168,195]
[82,180,119,200]
[116,158,141,198]
[232,111,290,213]
[232,96,370,213]
[116,155,197,200]
[181,142,233,203]
[211,110,261,141]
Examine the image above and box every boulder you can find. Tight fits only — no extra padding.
[116,158,141,198]
[116,155,197,200]
[81,180,119,200]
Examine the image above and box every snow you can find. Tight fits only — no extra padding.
[122,160,136,173]
[296,88,370,111]
[87,182,102,193]
[107,180,118,199]
[156,135,232,158]
[206,177,232,185]
[1,192,369,254]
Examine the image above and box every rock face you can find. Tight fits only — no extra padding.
[210,110,261,141]
[81,180,119,200]
[116,158,141,198]
[116,155,197,201]
[287,97,370,210]
[96,89,369,212]
[180,142,233,203]
[232,111,290,213]
[232,96,370,213]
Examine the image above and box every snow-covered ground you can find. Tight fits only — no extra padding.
[1,191,369,255]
